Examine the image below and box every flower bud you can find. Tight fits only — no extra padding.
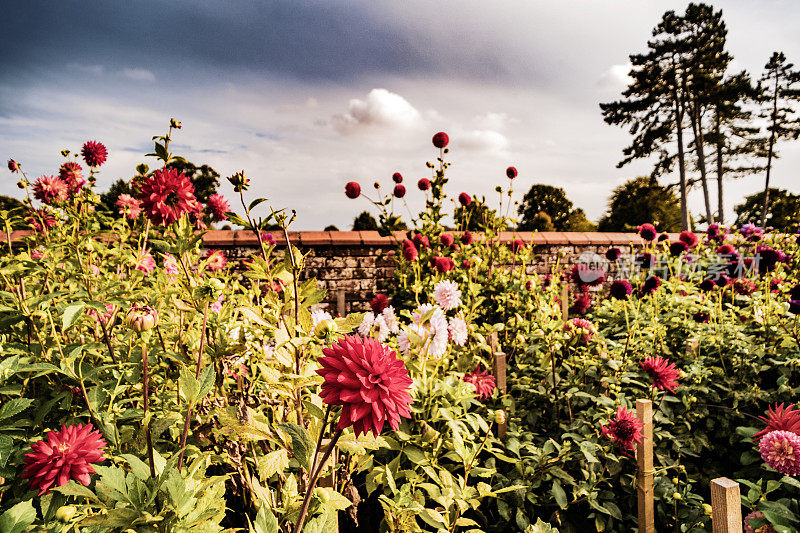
[125,305,158,333]
[170,118,182,129]
[495,410,507,425]
[672,492,682,501]
[56,506,77,523]
[314,319,337,339]
[702,504,712,516]
[7,159,20,173]
[228,170,250,193]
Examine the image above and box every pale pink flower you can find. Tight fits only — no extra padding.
[163,253,179,276]
[433,280,461,311]
[448,316,468,346]
[134,250,156,274]
[116,194,142,220]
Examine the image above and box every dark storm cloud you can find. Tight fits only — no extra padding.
[0,0,512,82]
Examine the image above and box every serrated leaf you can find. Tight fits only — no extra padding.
[0,397,33,420]
[54,480,101,503]
[121,454,152,481]
[279,423,315,472]
[259,449,289,479]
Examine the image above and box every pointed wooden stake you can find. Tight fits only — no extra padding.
[636,399,654,533]
[561,283,569,321]
[711,477,742,533]
[336,288,345,317]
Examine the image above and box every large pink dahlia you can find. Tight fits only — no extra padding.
[59,162,86,193]
[206,193,230,222]
[759,430,800,476]
[33,175,68,204]
[22,423,106,495]
[116,193,142,220]
[316,335,413,437]
[754,404,800,441]
[81,141,108,167]
[138,167,199,226]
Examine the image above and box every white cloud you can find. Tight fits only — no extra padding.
[472,112,518,131]
[597,63,632,89]
[121,68,156,82]
[456,129,509,155]
[331,88,422,134]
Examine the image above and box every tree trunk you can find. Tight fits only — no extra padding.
[761,68,779,227]
[715,112,725,225]
[672,56,690,231]
[685,80,714,225]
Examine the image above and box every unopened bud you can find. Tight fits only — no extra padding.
[702,504,712,516]
[170,118,182,129]
[314,319,337,338]
[125,305,158,333]
[495,410,507,425]
[56,506,77,523]
[7,159,20,173]
[227,171,250,193]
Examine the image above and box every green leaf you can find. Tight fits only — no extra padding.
[0,397,33,420]
[0,500,36,533]
[258,449,289,479]
[121,454,153,481]
[197,365,216,400]
[278,423,315,472]
[179,366,200,406]
[54,481,101,503]
[62,303,86,330]
[252,506,279,533]
[551,480,567,509]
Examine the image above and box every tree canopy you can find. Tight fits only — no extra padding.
[597,177,682,232]
[734,187,800,231]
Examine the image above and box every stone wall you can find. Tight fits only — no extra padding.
[2,230,656,314]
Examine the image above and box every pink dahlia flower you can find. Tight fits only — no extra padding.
[205,250,227,271]
[163,253,180,276]
[316,335,413,437]
[602,406,644,451]
[81,141,108,167]
[116,194,142,220]
[463,366,496,400]
[564,317,595,343]
[59,162,86,193]
[8,159,20,173]
[640,356,680,393]
[448,316,468,346]
[22,423,106,495]
[139,167,199,226]
[433,279,461,311]
[744,511,776,533]
[759,430,800,476]
[206,193,230,222]
[261,232,277,246]
[402,240,418,261]
[440,233,454,247]
[417,178,431,191]
[134,250,156,274]
[33,175,68,204]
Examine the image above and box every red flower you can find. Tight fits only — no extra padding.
[206,193,230,222]
[345,181,361,199]
[417,178,431,191]
[638,223,657,241]
[413,234,430,249]
[139,167,199,226]
[602,406,644,451]
[640,356,680,393]
[370,294,389,313]
[669,241,688,256]
[678,230,698,247]
[27,208,57,231]
[440,233,454,247]
[506,166,518,179]
[432,256,455,273]
[458,192,471,206]
[392,172,403,183]
[402,239,418,261]
[81,141,108,167]
[432,132,449,149]
[606,247,621,261]
[754,403,800,441]
[463,366,496,400]
[641,275,662,295]
[460,231,473,245]
[33,175,68,204]
[317,335,413,436]
[509,238,525,254]
[393,184,406,198]
[717,243,736,256]
[734,279,756,296]
[8,159,19,173]
[59,162,86,193]
[23,423,106,495]
[205,250,227,271]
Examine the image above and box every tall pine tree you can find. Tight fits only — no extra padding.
[758,52,800,225]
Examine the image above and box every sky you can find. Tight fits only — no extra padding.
[1,0,799,230]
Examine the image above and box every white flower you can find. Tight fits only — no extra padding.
[428,327,449,358]
[448,316,468,346]
[374,314,390,342]
[382,306,399,334]
[311,309,333,329]
[398,331,412,356]
[433,280,461,311]
[411,304,449,358]
[358,312,375,337]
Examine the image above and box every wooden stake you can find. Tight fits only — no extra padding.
[636,399,654,533]
[493,352,507,395]
[336,288,345,317]
[711,477,742,533]
[489,331,499,354]
[561,283,569,321]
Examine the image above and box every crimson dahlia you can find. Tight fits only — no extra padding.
[602,406,644,451]
[609,279,632,300]
[432,132,449,149]
[440,233,454,247]
[345,181,361,199]
[458,192,471,206]
[463,366,496,399]
[370,293,389,313]
[392,172,403,183]
[754,403,800,441]
[506,166,518,179]
[393,184,406,198]
[81,140,107,167]
[139,167,199,226]
[638,223,657,241]
[206,193,230,222]
[678,230,698,247]
[418,178,431,191]
[640,356,680,393]
[402,240,418,261]
[316,335,413,437]
[23,423,106,495]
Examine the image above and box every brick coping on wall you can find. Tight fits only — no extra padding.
[1,230,659,247]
